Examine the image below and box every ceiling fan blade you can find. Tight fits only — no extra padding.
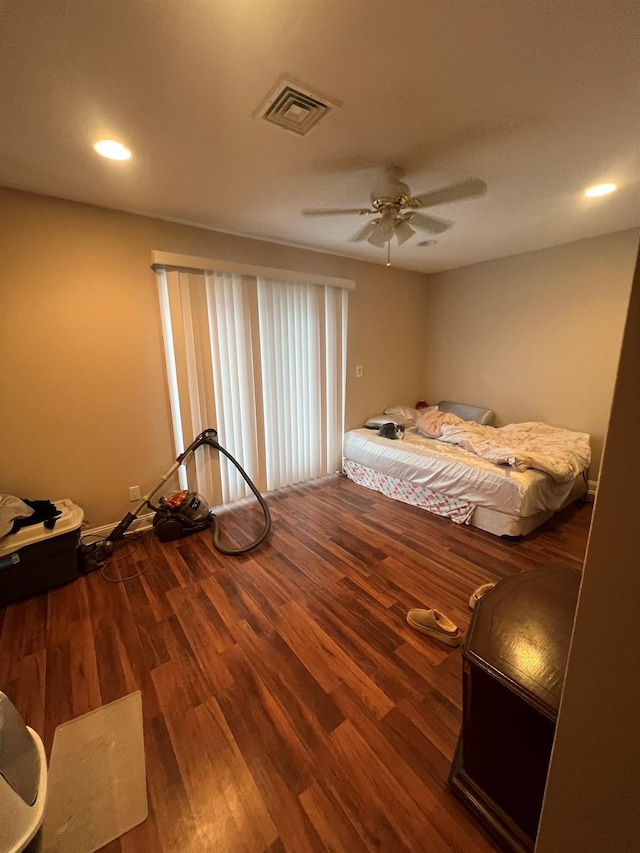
[409,178,487,209]
[349,222,376,243]
[302,207,371,216]
[409,212,451,234]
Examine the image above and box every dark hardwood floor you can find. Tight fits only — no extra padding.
[0,475,592,852]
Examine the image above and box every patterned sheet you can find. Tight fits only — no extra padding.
[343,460,474,524]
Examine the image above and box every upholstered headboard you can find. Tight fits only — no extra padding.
[438,401,495,426]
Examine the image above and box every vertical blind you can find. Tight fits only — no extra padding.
[156,261,350,506]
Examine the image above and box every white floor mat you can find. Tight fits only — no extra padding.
[36,692,147,853]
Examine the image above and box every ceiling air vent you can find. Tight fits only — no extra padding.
[255,76,340,136]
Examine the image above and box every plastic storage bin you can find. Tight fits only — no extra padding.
[0,499,84,607]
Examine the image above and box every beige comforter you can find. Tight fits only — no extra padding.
[416,413,591,482]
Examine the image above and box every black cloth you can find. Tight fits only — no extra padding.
[9,499,61,534]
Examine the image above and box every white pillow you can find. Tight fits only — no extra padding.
[383,405,422,423]
[364,414,410,428]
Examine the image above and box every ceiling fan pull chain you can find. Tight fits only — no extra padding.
[386,241,391,267]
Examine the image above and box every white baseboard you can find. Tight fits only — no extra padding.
[81,512,156,540]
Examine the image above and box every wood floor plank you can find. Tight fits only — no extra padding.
[215,646,329,852]
[232,620,346,737]
[94,623,129,706]
[119,798,163,853]
[43,639,73,753]
[330,695,497,853]
[161,700,273,853]
[277,599,395,719]
[324,719,441,852]
[9,650,47,735]
[299,780,371,853]
[196,697,280,851]
[218,641,316,795]
[0,598,41,682]
[145,711,203,853]
[0,474,592,852]
[302,591,447,709]
[45,576,89,646]
[393,693,461,763]
[68,616,102,717]
[85,568,132,633]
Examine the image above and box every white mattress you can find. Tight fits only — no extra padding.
[343,428,585,518]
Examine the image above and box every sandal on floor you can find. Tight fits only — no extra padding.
[469,582,496,610]
[406,608,461,647]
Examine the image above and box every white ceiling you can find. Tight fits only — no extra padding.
[2,0,639,273]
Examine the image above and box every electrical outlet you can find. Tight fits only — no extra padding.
[129,486,141,501]
[355,365,363,378]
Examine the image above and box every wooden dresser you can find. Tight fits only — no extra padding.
[449,565,581,852]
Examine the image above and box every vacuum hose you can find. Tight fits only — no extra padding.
[210,441,272,554]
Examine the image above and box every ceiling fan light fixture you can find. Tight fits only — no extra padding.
[376,209,395,240]
[395,219,415,245]
[367,226,388,248]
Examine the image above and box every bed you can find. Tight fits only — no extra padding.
[342,402,589,537]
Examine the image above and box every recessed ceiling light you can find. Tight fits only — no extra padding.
[94,140,131,161]
[584,182,617,197]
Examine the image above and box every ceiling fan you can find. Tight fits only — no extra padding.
[303,165,487,256]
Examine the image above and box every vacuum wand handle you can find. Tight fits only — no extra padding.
[108,512,139,543]
[107,458,185,542]
[178,429,219,461]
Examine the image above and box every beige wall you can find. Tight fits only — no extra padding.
[536,249,640,851]
[0,187,429,528]
[2,185,636,529]
[423,230,639,477]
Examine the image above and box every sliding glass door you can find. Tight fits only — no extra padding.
[156,260,349,506]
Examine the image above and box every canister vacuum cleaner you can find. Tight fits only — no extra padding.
[78,428,271,573]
